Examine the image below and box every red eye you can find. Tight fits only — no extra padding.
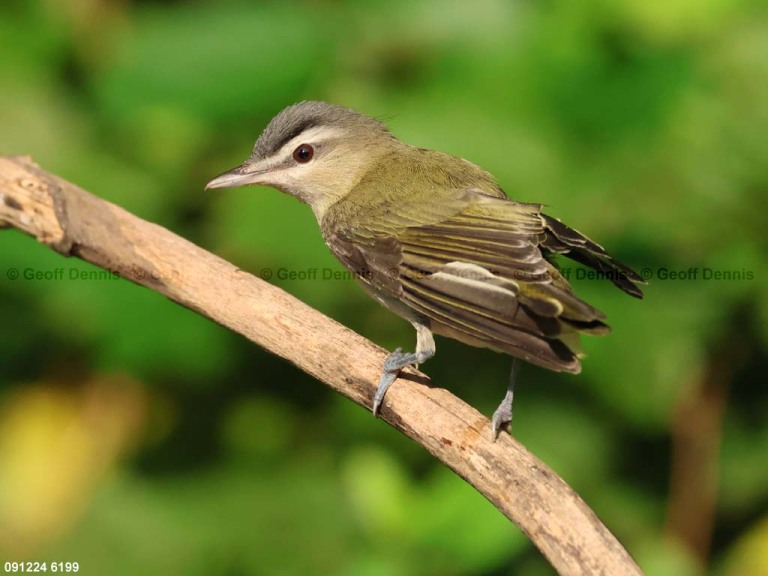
[293,144,314,163]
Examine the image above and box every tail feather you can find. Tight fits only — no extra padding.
[541,214,645,299]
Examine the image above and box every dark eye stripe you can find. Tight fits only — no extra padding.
[268,118,318,156]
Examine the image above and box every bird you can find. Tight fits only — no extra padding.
[206,101,644,438]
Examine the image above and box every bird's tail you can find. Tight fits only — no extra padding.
[540,214,645,299]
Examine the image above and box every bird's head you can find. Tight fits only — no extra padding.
[205,101,396,219]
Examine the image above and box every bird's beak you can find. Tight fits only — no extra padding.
[204,161,269,190]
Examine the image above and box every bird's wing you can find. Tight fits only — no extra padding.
[325,190,643,372]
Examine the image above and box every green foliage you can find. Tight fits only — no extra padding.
[1,0,767,574]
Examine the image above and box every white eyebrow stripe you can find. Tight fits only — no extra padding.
[276,126,348,159]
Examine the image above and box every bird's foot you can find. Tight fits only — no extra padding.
[372,347,431,416]
[490,393,513,440]
[490,359,520,440]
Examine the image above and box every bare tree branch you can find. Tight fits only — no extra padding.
[0,155,643,576]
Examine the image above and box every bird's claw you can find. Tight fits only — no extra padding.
[374,348,420,416]
[490,405,513,440]
[382,348,410,371]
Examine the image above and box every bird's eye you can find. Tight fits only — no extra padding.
[292,144,314,163]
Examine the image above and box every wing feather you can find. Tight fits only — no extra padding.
[322,184,642,372]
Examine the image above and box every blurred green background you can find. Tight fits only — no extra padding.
[1,0,767,574]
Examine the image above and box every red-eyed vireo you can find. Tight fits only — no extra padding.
[206,101,644,438]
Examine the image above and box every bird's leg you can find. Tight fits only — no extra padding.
[373,322,435,416]
[491,358,521,439]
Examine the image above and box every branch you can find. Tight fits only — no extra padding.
[0,155,642,576]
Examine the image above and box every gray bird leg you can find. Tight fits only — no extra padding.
[491,358,521,439]
[373,322,435,416]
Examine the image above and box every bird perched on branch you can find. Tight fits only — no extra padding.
[206,101,644,438]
